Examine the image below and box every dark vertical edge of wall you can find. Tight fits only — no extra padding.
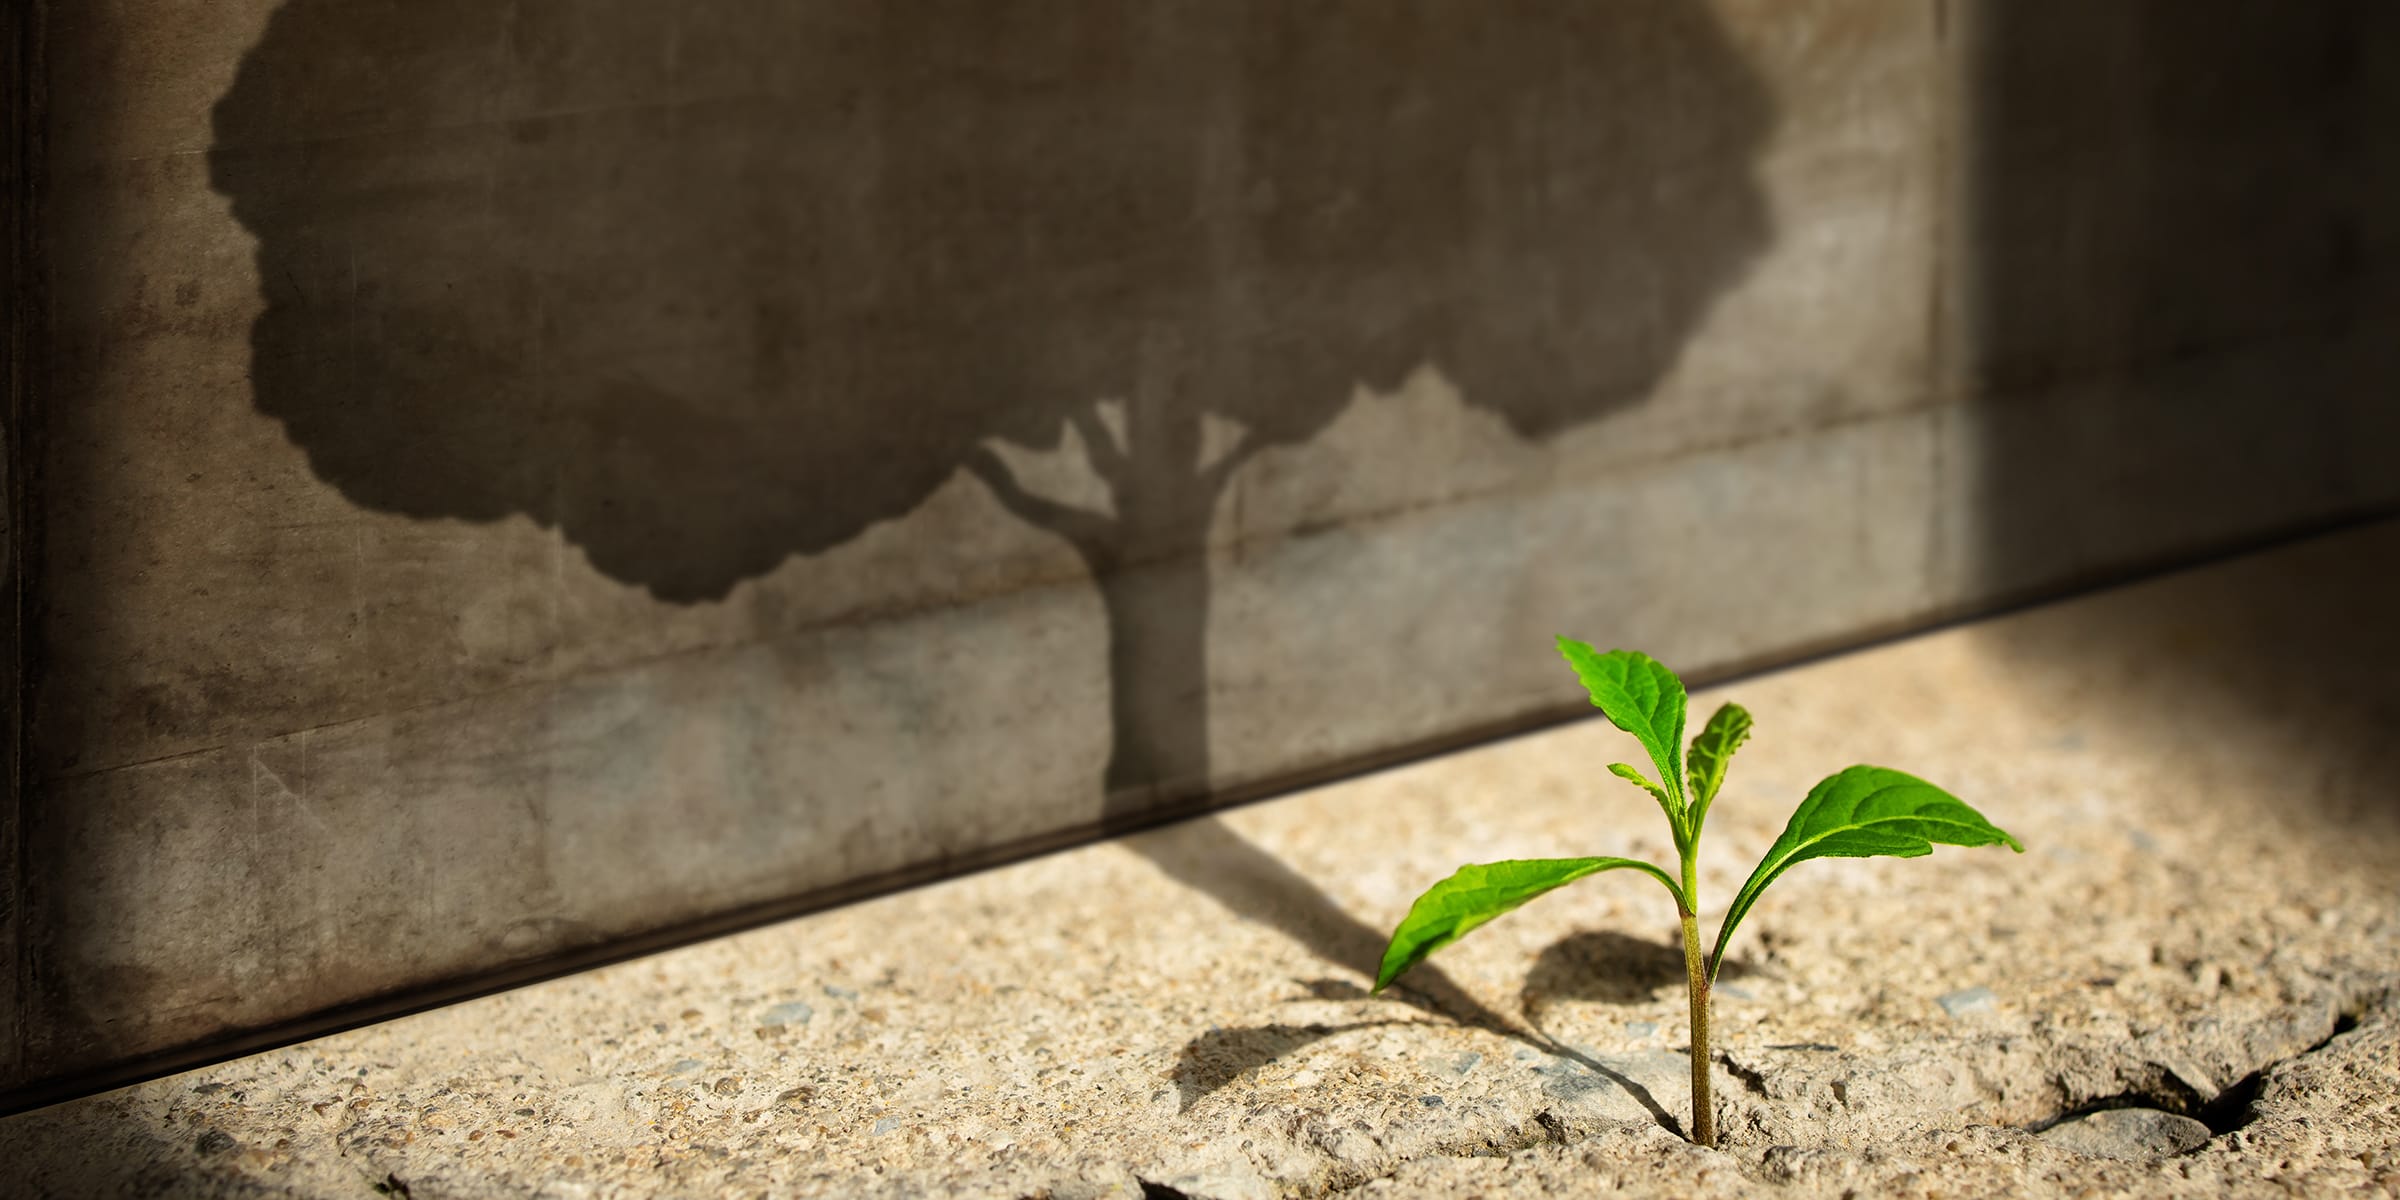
[1924,0,1963,560]
[0,0,44,1089]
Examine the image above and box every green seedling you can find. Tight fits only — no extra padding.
[1374,641,2022,1148]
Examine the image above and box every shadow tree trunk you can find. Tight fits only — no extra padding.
[1086,384,1222,819]
[1093,552,1213,813]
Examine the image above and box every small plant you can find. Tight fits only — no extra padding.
[1374,641,2022,1148]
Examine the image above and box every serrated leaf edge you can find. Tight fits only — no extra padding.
[1555,638,1691,835]
[1684,702,1752,838]
[1606,762,1678,826]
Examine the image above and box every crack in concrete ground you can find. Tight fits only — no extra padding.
[1308,982,2399,1200]
[1117,969,2400,1200]
[6,528,2400,1197]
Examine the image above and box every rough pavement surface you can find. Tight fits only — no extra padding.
[6,523,2398,1197]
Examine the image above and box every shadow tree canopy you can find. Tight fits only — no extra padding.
[211,0,1770,807]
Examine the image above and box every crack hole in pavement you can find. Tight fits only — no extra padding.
[1137,1181,1194,1200]
[2029,1006,2366,1136]
[2197,1073,2265,1135]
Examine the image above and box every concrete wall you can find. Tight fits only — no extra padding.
[6,0,2396,1104]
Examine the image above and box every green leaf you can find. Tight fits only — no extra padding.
[1375,857,1684,992]
[1606,762,1678,825]
[1556,639,1689,829]
[1685,702,1752,834]
[1709,765,2022,980]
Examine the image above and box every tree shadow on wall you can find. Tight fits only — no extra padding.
[209,0,1771,1018]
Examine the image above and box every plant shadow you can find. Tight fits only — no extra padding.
[1142,818,1697,1131]
[1133,817,1559,1112]
[1520,930,1757,1021]
[1168,1014,1679,1135]
[1172,1020,1407,1111]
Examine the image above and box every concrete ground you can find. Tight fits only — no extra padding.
[6,521,2399,1198]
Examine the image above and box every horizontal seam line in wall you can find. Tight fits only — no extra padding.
[13,507,2400,1115]
[1927,315,2369,407]
[7,507,2396,1113]
[39,401,1947,784]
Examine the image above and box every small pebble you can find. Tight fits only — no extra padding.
[1625,1021,1658,1038]
[758,1001,814,1028]
[1418,1095,1445,1108]
[824,985,860,1001]
[2039,1108,2211,1160]
[1937,986,1997,1018]
[870,1117,901,1136]
[194,1131,237,1156]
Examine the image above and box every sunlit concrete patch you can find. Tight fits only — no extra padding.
[2,522,2397,1196]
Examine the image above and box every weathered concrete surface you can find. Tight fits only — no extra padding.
[12,0,2399,1100]
[1958,0,2400,601]
[4,523,2396,1196]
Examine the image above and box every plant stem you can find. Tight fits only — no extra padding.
[1679,905,1715,1148]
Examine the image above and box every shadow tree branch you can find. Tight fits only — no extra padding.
[964,444,1119,562]
[1067,401,1132,490]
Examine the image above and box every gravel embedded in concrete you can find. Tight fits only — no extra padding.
[4,524,2399,1197]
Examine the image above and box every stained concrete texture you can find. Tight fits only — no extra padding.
[6,521,2397,1197]
[22,0,2400,1101]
